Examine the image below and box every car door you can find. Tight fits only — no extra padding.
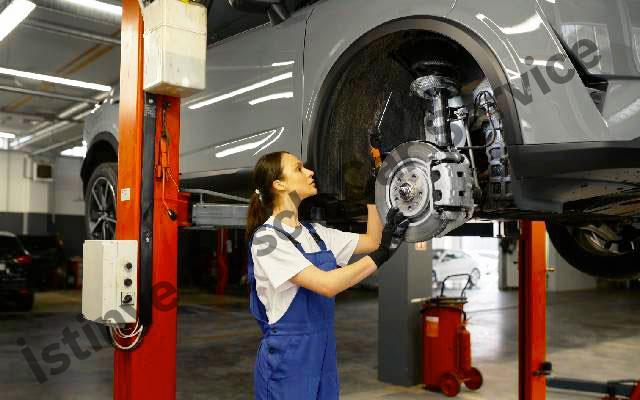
[448,251,469,276]
[180,5,313,181]
[438,251,458,279]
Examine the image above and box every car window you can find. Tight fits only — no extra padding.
[432,249,444,260]
[0,236,23,255]
[444,251,464,260]
[207,1,268,44]
[208,0,317,44]
[18,236,58,252]
[442,253,455,261]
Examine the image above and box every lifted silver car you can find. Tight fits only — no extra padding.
[82,0,640,279]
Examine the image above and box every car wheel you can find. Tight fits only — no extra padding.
[85,162,118,240]
[547,222,640,280]
[470,268,481,287]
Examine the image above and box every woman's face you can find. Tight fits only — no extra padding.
[277,153,317,201]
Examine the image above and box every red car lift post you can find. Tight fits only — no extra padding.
[519,222,640,400]
[114,1,181,398]
[215,228,229,295]
[518,220,549,400]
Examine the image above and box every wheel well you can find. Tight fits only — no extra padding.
[81,138,118,194]
[307,17,522,202]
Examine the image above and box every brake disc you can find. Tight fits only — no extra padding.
[375,141,475,242]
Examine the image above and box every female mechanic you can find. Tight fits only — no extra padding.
[246,151,409,399]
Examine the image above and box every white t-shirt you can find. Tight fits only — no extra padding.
[250,216,360,324]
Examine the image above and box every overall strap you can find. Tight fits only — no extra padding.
[301,222,327,251]
[261,223,305,253]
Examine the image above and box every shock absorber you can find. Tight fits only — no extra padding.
[409,60,460,148]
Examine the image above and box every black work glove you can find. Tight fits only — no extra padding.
[369,207,410,268]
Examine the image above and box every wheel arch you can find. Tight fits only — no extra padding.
[305,16,523,183]
[81,132,118,194]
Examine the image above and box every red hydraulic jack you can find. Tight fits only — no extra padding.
[421,274,483,397]
[113,1,188,399]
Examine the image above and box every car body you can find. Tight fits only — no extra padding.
[18,234,66,291]
[82,0,640,279]
[432,249,483,286]
[0,232,34,311]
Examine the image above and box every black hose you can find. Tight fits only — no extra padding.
[458,90,499,150]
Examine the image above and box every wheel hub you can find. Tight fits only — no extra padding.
[388,164,430,219]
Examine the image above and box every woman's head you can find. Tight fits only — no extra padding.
[246,151,317,239]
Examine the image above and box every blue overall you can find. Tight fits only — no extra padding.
[248,222,339,400]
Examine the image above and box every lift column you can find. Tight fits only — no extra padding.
[114,1,181,398]
[518,220,548,400]
[378,241,432,385]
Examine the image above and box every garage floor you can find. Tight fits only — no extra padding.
[1,283,640,399]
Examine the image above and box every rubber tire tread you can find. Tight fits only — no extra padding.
[546,222,640,280]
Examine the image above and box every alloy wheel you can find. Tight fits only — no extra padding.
[88,177,116,240]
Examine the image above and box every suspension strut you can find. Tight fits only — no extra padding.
[410,61,460,148]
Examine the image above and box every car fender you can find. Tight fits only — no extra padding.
[301,0,611,168]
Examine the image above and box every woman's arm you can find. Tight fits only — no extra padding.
[353,204,383,255]
[290,256,377,298]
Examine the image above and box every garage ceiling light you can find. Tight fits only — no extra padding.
[0,0,36,42]
[63,0,122,16]
[0,66,112,92]
[0,131,17,139]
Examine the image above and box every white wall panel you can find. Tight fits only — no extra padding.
[0,151,50,213]
[53,156,85,216]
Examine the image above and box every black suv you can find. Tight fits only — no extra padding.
[0,232,34,311]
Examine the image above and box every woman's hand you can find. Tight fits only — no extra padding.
[368,207,410,268]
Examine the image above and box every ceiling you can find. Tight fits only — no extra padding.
[0,0,123,158]
[0,0,268,159]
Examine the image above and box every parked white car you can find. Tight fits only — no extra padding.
[432,249,482,287]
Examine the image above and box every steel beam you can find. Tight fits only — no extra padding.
[23,19,121,45]
[30,135,83,155]
[0,110,77,123]
[0,85,99,104]
[32,0,121,26]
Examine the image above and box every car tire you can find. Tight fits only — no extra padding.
[85,162,118,240]
[547,222,640,280]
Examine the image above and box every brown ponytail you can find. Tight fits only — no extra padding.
[246,151,288,242]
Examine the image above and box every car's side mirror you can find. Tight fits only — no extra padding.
[228,0,289,25]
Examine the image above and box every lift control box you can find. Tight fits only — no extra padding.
[82,240,138,325]
[143,0,207,97]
